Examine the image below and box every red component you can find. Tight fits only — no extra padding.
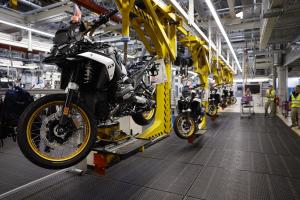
[188,135,195,144]
[94,153,106,175]
[71,0,122,23]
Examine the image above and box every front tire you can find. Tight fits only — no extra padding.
[17,94,97,169]
[207,104,218,117]
[231,97,237,104]
[173,113,196,139]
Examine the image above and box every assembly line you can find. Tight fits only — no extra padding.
[0,0,300,199]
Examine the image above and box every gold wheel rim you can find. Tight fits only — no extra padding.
[142,108,155,120]
[26,101,91,162]
[210,106,217,115]
[177,117,195,137]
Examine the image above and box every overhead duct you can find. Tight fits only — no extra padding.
[24,0,69,15]
[263,8,283,18]
[263,5,300,18]
[273,53,283,66]
[18,0,41,9]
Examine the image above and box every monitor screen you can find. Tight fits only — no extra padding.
[245,84,260,94]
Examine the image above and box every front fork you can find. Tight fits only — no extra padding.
[59,70,79,126]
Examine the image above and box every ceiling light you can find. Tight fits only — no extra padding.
[0,19,54,38]
[236,11,243,19]
[164,0,235,72]
[204,0,242,72]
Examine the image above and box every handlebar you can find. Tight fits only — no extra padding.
[93,9,118,28]
[86,9,118,35]
[193,83,205,89]
[214,84,223,87]
[106,9,118,19]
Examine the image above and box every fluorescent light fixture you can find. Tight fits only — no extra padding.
[165,0,235,72]
[233,78,270,82]
[166,0,210,44]
[0,19,54,38]
[204,0,242,72]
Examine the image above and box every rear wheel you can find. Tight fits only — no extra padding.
[17,94,97,169]
[173,113,196,139]
[132,107,156,126]
[132,83,156,126]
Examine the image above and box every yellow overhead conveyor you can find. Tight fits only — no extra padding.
[115,0,234,138]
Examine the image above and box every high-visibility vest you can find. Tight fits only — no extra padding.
[291,93,300,108]
[265,89,275,102]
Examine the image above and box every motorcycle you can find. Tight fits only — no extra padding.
[17,10,157,169]
[220,88,237,109]
[207,88,221,118]
[228,89,237,105]
[174,84,206,139]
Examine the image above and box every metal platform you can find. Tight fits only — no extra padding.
[1,113,300,200]
[93,138,150,155]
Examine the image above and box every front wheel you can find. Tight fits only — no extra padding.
[207,104,218,117]
[17,94,97,169]
[173,113,196,139]
[231,97,237,104]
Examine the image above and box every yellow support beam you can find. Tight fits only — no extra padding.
[143,0,176,60]
[9,0,17,9]
[113,0,234,140]
[211,56,223,86]
[114,0,180,139]
[131,19,155,54]
[115,0,135,38]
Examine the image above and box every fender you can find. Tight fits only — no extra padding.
[78,52,115,81]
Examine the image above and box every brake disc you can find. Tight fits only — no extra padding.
[39,112,81,150]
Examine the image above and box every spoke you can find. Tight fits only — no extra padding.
[32,121,42,124]
[31,139,41,148]
[31,131,40,136]
[61,146,65,158]
[32,135,40,141]
[31,138,41,142]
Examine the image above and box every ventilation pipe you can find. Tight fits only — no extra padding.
[18,0,41,9]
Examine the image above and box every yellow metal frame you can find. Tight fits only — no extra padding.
[114,0,235,138]
[115,0,180,139]
[211,56,223,86]
[179,35,210,130]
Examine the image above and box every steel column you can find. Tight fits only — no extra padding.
[277,66,288,102]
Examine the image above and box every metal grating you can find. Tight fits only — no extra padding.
[1,113,300,200]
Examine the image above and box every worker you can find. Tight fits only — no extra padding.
[245,87,252,97]
[265,84,276,118]
[290,85,300,128]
